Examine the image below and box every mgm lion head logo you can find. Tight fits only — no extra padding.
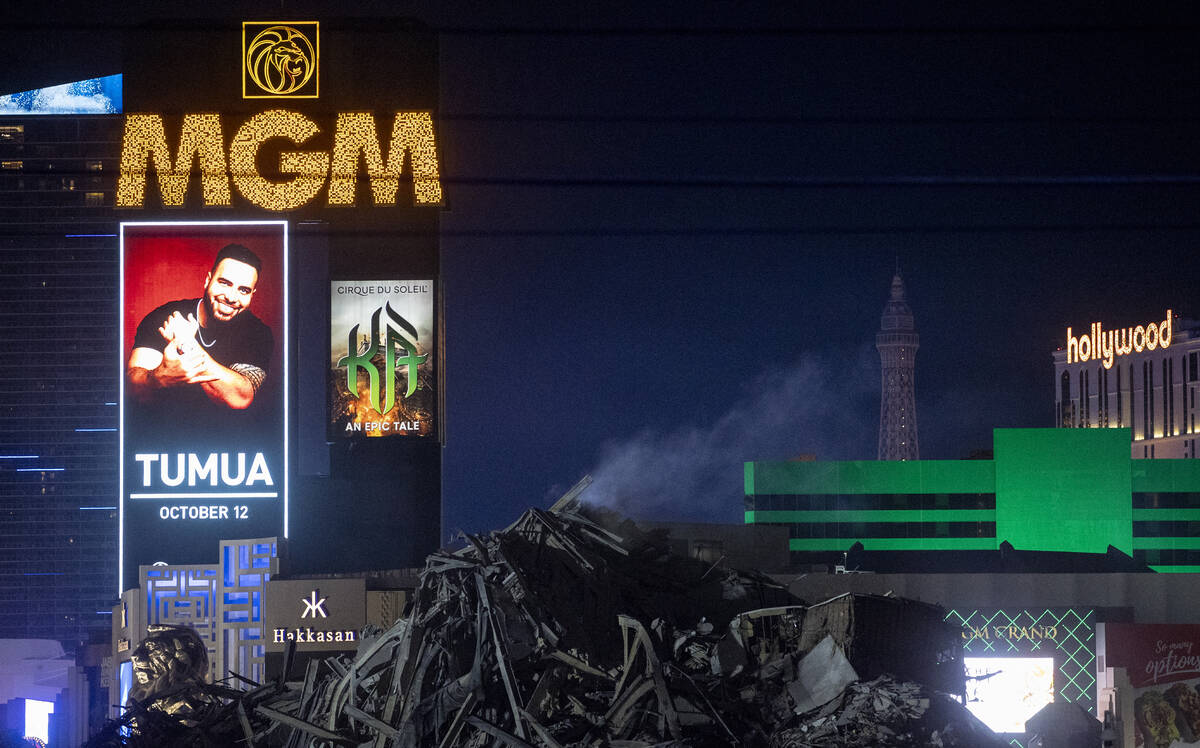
[244,23,318,98]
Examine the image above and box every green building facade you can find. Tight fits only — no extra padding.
[745,429,1200,573]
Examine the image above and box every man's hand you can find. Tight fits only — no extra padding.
[158,338,219,386]
[127,311,259,409]
[158,311,200,355]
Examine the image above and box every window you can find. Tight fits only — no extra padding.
[83,192,104,207]
[1060,371,1071,427]
[1116,365,1123,427]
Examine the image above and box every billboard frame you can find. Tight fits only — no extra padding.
[118,219,289,595]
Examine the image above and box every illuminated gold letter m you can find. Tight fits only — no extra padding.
[117,114,231,208]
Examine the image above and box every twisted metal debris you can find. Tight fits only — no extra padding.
[89,505,1003,747]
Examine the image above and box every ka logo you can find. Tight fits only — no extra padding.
[243,21,319,99]
[337,302,427,415]
[301,590,327,619]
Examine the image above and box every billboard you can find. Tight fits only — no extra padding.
[1104,624,1200,748]
[0,74,122,115]
[963,656,1055,734]
[947,607,1096,738]
[329,280,435,438]
[120,221,287,591]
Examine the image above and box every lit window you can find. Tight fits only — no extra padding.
[84,191,104,207]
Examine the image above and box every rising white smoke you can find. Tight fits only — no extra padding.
[579,345,879,522]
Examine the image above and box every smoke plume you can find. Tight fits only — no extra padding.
[579,346,878,522]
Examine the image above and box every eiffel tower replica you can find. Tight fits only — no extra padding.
[877,271,919,460]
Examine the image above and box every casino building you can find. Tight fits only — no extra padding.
[108,535,413,720]
[1053,310,1200,458]
[0,19,447,653]
[745,428,1200,573]
[745,429,1200,746]
[0,113,122,643]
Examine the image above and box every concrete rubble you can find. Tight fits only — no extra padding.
[88,505,1005,746]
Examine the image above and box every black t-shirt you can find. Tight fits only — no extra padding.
[130,299,274,424]
[133,298,272,373]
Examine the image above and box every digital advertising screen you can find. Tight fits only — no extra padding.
[963,656,1055,734]
[948,607,1096,738]
[1104,624,1200,748]
[120,221,287,591]
[329,280,435,438]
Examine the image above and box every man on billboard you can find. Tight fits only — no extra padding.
[126,244,273,411]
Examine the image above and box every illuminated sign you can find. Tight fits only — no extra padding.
[1104,624,1200,688]
[963,624,1058,642]
[1065,310,1173,369]
[948,608,1096,734]
[273,627,355,644]
[116,111,443,210]
[1103,625,1200,746]
[963,657,1055,734]
[265,579,363,651]
[119,221,287,593]
[300,590,327,618]
[330,281,435,438]
[0,74,122,115]
[243,22,319,99]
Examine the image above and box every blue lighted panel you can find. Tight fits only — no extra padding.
[140,565,219,681]
[218,538,278,687]
[0,75,122,115]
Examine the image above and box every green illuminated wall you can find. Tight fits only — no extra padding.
[744,459,996,553]
[1130,458,1200,572]
[994,429,1132,555]
[744,458,994,496]
[1131,458,1200,491]
[744,428,1198,563]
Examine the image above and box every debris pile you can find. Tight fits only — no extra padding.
[772,675,1002,747]
[87,625,288,747]
[90,505,1003,747]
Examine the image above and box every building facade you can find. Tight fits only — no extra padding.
[1053,310,1200,458]
[108,535,409,717]
[746,428,1200,573]
[0,17,447,644]
[0,115,121,642]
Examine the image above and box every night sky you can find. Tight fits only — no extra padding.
[5,2,1200,538]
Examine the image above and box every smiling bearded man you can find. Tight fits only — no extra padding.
[127,243,274,412]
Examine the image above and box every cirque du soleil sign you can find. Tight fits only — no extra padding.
[117,21,443,211]
[1065,310,1174,369]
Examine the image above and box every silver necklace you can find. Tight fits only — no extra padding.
[195,301,215,348]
